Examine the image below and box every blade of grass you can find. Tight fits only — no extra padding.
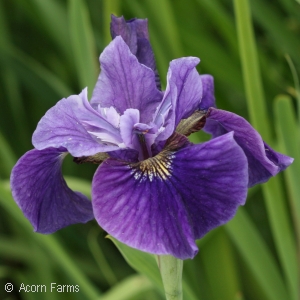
[201,228,240,300]
[263,177,298,300]
[98,274,153,300]
[233,1,298,299]
[68,0,98,97]
[143,0,184,59]
[251,0,300,67]
[30,246,55,300]
[194,0,238,55]
[0,237,33,261]
[285,55,300,126]
[0,45,72,97]
[0,131,16,178]
[233,0,271,142]
[182,30,244,95]
[87,227,118,286]
[65,176,92,198]
[226,208,288,300]
[103,0,121,45]
[107,236,164,295]
[16,0,70,60]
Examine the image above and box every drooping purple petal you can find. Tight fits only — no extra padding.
[10,147,94,234]
[154,57,203,142]
[92,132,248,259]
[32,88,121,157]
[91,36,163,124]
[110,15,160,88]
[204,108,294,187]
[199,74,216,109]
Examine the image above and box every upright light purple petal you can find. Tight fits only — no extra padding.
[154,57,203,142]
[199,74,216,109]
[120,109,140,150]
[10,148,94,234]
[205,108,294,186]
[120,109,157,160]
[110,15,160,89]
[32,88,121,157]
[91,37,163,124]
[92,132,248,259]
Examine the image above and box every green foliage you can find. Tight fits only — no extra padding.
[0,0,299,299]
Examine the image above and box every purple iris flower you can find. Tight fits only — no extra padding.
[10,16,293,260]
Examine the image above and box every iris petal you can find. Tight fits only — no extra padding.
[120,108,141,150]
[205,108,294,186]
[110,15,160,88]
[91,36,163,124]
[11,147,94,234]
[199,74,216,109]
[154,57,203,142]
[92,132,248,259]
[32,88,120,157]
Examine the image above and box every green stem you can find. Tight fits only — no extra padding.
[157,255,183,300]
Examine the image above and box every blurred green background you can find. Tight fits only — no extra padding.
[0,0,299,299]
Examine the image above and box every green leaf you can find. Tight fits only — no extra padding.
[99,275,153,300]
[233,0,271,142]
[200,229,240,300]
[107,236,164,294]
[68,0,98,97]
[0,45,72,97]
[16,0,70,59]
[285,55,300,126]
[65,176,92,198]
[103,0,121,45]
[195,0,238,54]
[0,237,32,261]
[143,0,184,59]
[251,0,300,67]
[87,227,118,286]
[0,131,16,178]
[226,208,289,300]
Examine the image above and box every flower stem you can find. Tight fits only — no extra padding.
[157,255,183,300]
